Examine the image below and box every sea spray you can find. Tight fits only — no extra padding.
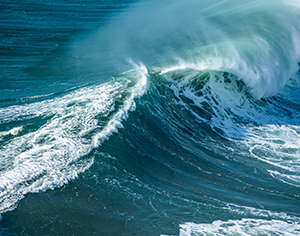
[72,0,300,98]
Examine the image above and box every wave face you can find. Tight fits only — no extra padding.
[1,0,300,235]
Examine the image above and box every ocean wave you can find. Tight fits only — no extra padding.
[146,66,300,202]
[1,0,300,234]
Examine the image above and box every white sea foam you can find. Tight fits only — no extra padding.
[92,62,148,147]
[244,124,300,186]
[163,70,263,138]
[0,126,23,141]
[0,68,147,213]
[163,68,300,186]
[162,201,300,236]
[178,219,300,236]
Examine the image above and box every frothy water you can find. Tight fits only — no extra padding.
[179,219,300,236]
[0,68,147,212]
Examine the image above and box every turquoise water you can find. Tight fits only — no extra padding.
[1,0,300,235]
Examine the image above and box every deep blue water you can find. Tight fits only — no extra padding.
[1,0,300,235]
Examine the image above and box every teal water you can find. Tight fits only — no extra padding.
[1,0,300,235]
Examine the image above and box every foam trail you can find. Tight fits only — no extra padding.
[243,124,300,187]
[92,63,148,147]
[0,69,147,213]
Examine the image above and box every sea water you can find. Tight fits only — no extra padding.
[1,0,300,235]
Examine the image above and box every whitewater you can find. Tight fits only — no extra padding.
[1,0,300,235]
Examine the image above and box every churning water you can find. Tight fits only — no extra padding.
[1,0,300,235]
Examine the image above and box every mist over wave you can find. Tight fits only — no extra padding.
[71,0,300,98]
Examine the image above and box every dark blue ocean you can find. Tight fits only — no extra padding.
[1,0,300,235]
